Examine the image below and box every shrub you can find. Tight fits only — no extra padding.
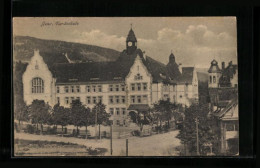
[132,130,141,136]
[46,126,57,135]
[26,124,35,134]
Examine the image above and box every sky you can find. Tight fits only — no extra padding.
[13,17,237,68]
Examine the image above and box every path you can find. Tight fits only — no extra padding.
[14,130,181,156]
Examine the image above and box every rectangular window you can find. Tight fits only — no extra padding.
[56,86,60,93]
[65,97,69,104]
[123,120,126,125]
[115,96,120,103]
[71,86,74,93]
[92,85,96,92]
[137,96,141,103]
[143,83,147,91]
[87,97,91,104]
[116,120,120,125]
[65,86,69,93]
[98,96,102,103]
[109,108,114,115]
[86,85,91,92]
[121,84,125,91]
[121,96,125,103]
[76,86,80,93]
[116,108,120,115]
[109,85,113,92]
[122,108,126,115]
[131,84,135,91]
[93,96,97,104]
[137,83,141,91]
[98,85,102,92]
[142,95,148,104]
[115,85,119,91]
[109,96,114,104]
[131,96,135,103]
[57,97,60,104]
[71,97,75,103]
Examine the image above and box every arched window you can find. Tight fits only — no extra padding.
[31,77,44,93]
[210,76,212,83]
[213,76,216,83]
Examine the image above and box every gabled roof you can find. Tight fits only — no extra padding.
[143,56,168,83]
[214,98,238,120]
[52,62,122,83]
[178,67,194,84]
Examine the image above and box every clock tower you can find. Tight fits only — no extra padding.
[126,26,137,55]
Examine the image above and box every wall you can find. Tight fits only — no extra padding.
[23,50,55,106]
[125,55,153,106]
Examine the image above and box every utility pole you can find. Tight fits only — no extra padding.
[126,139,128,156]
[95,106,98,141]
[110,124,113,155]
[195,117,200,156]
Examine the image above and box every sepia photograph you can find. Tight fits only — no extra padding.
[13,17,239,157]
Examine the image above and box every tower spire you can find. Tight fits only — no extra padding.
[130,23,132,29]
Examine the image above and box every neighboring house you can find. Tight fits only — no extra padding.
[213,98,239,155]
[22,28,199,126]
[207,59,239,155]
[208,59,238,111]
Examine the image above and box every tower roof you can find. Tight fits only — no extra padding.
[169,52,175,59]
[126,28,137,42]
[208,59,221,73]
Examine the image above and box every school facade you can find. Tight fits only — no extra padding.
[22,28,199,126]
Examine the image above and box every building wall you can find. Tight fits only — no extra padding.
[125,55,153,106]
[208,72,221,88]
[56,82,128,125]
[23,50,55,106]
[230,69,238,88]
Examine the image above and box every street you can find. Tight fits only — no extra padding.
[14,130,181,156]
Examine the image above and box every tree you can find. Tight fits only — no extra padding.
[28,99,51,134]
[70,99,89,136]
[14,99,29,125]
[153,100,179,129]
[52,103,70,134]
[92,102,110,139]
[14,61,29,125]
[129,110,151,132]
[177,103,219,155]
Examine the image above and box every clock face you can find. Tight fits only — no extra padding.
[128,42,132,46]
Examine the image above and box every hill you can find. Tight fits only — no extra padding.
[13,36,121,64]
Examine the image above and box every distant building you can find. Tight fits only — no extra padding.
[207,59,238,155]
[22,28,199,126]
[208,59,238,111]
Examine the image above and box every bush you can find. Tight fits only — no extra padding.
[46,126,57,135]
[14,122,20,133]
[26,124,35,134]
[132,130,141,136]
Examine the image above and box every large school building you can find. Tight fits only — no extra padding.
[22,28,199,126]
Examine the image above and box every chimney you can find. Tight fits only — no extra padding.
[222,62,225,70]
[179,63,182,74]
[143,51,146,60]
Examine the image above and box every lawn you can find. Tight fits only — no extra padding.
[14,139,107,156]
